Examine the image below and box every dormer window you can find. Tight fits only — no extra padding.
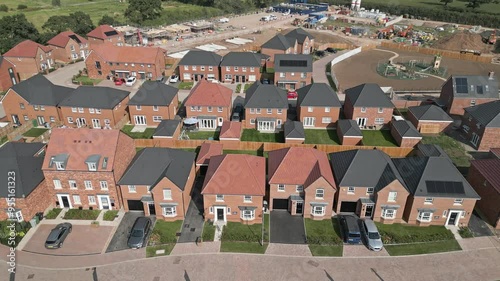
[51,154,68,170]
[102,157,108,169]
[85,154,101,172]
[87,162,97,171]
[55,162,65,170]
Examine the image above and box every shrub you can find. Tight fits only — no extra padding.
[63,209,100,220]
[17,4,27,10]
[0,4,8,12]
[0,221,31,246]
[48,68,56,73]
[45,208,62,219]
[458,227,474,238]
[52,0,61,6]
[103,210,119,221]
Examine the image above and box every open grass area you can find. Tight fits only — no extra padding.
[103,210,119,221]
[63,209,101,220]
[308,245,343,256]
[263,213,269,243]
[44,208,62,219]
[241,129,283,143]
[384,240,462,256]
[187,130,218,140]
[223,149,260,156]
[0,136,7,146]
[121,125,155,139]
[304,129,340,145]
[146,244,175,258]
[23,128,48,138]
[375,222,455,244]
[149,220,182,245]
[220,241,268,254]
[178,81,194,90]
[73,75,102,86]
[202,221,216,242]
[361,130,398,147]
[421,134,471,168]
[220,221,266,254]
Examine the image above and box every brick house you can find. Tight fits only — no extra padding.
[297,83,341,128]
[337,120,363,145]
[178,50,222,82]
[0,74,72,125]
[261,28,314,61]
[42,128,136,210]
[220,52,268,83]
[390,120,422,148]
[344,83,394,127]
[461,100,500,151]
[0,56,19,91]
[244,82,288,132]
[407,104,453,134]
[201,154,266,224]
[393,156,480,226]
[439,74,499,115]
[468,159,500,229]
[3,40,53,80]
[196,142,223,174]
[269,147,336,219]
[128,81,179,126]
[184,80,232,130]
[118,148,196,220]
[85,43,166,80]
[330,150,410,224]
[274,54,312,90]
[284,121,305,144]
[47,31,89,63]
[58,86,130,128]
[86,25,124,46]
[0,143,49,222]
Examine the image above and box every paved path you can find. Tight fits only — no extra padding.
[170,242,220,255]
[177,178,204,243]
[45,61,84,87]
[265,243,312,256]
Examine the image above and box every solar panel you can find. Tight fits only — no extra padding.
[455,78,469,94]
[425,181,465,195]
[104,30,118,37]
[68,34,81,44]
[279,60,308,67]
[476,85,484,94]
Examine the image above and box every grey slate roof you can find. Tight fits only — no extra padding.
[296,83,341,107]
[344,83,394,108]
[392,120,422,138]
[337,120,362,137]
[153,119,181,137]
[451,75,499,99]
[464,100,500,128]
[393,157,480,198]
[417,144,449,158]
[408,105,453,122]
[178,50,222,66]
[59,86,129,109]
[220,52,268,66]
[285,28,314,43]
[274,54,313,73]
[118,147,195,190]
[284,121,305,139]
[0,142,45,198]
[128,81,178,106]
[261,33,293,50]
[9,74,73,106]
[244,82,288,109]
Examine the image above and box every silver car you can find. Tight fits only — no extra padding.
[360,219,383,251]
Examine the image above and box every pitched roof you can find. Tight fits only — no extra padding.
[196,142,223,165]
[89,43,164,64]
[244,82,288,109]
[449,75,499,99]
[464,100,500,128]
[153,120,180,138]
[184,80,232,107]
[8,74,73,106]
[345,83,394,108]
[3,40,52,58]
[128,81,178,106]
[284,121,305,139]
[178,50,222,66]
[393,157,480,198]
[408,104,453,122]
[417,144,449,158]
[391,120,422,138]
[491,148,500,159]
[201,154,266,195]
[0,143,45,198]
[274,54,313,72]
[296,83,341,107]
[87,25,121,40]
[219,121,242,139]
[471,159,500,193]
[47,31,88,48]
[59,86,129,109]
[261,33,293,50]
[220,52,268,66]
[337,119,362,137]
[285,28,314,43]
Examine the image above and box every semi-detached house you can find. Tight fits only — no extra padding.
[462,100,500,151]
[220,52,268,83]
[178,50,222,82]
[128,81,179,126]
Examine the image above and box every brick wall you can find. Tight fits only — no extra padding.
[298,106,340,128]
[86,51,165,80]
[88,35,124,46]
[129,103,178,127]
[0,58,18,91]
[274,71,312,90]
[303,178,335,219]
[450,98,497,116]
[344,97,394,127]
[285,138,304,144]
[2,89,62,125]
[339,135,362,145]
[244,107,287,130]
[261,48,288,62]
[221,66,262,83]
[407,111,451,133]
[467,164,500,229]
[186,104,231,123]
[178,65,219,82]
[461,113,500,151]
[372,181,408,224]
[59,97,129,128]
[403,196,476,226]
[49,40,89,63]
[390,125,421,147]
[203,194,263,224]
[0,180,51,221]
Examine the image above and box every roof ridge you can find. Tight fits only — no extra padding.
[244,155,264,195]
[268,147,291,183]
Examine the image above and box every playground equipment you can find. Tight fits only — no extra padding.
[377,55,446,80]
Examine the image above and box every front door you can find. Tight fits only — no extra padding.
[216,208,225,221]
[277,119,282,129]
[92,119,101,129]
[448,212,459,226]
[11,115,19,125]
[139,72,146,79]
[235,76,240,83]
[365,205,374,217]
[57,194,72,208]
[37,116,45,125]
[97,195,111,210]
[296,202,303,214]
[148,202,156,215]
[218,117,223,127]
[134,115,146,125]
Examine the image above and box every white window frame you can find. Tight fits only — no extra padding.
[381,209,396,219]
[53,179,62,189]
[95,109,101,114]
[267,108,272,114]
[315,189,324,199]
[308,107,313,112]
[325,107,330,113]
[128,185,136,193]
[184,65,189,70]
[78,107,84,113]
[190,106,196,112]
[88,196,96,205]
[67,117,74,124]
[454,198,463,205]
[84,181,93,190]
[163,189,172,200]
[366,187,374,194]
[209,66,213,71]
[388,191,397,202]
[89,108,95,114]
[417,211,433,222]
[55,161,65,170]
[279,72,285,78]
[240,209,255,220]
[361,107,366,113]
[378,107,384,113]
[250,108,255,114]
[153,105,159,111]
[87,162,97,171]
[72,195,81,205]
[347,187,355,194]
[100,181,108,190]
[208,106,212,112]
[162,206,177,217]
[244,195,252,202]
[424,198,434,204]
[277,109,283,114]
[256,108,261,114]
[69,180,77,189]
[218,107,223,112]
[278,184,285,192]
[322,117,331,124]
[153,116,162,122]
[250,119,255,124]
[375,118,384,125]
[216,194,224,202]
[71,107,77,113]
[311,206,325,216]
[200,66,205,71]
[296,185,304,193]
[250,67,255,72]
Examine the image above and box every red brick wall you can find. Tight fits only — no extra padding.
[297,106,340,128]
[390,125,421,147]
[303,178,335,219]
[344,97,394,127]
[467,164,500,229]
[129,100,178,126]
[59,97,129,128]
[244,108,287,129]
[203,194,264,224]
[461,113,500,151]
[285,138,304,144]
[297,38,314,54]
[178,65,219,82]
[274,71,312,90]
[339,135,362,145]
[407,111,451,133]
[2,89,62,124]
[49,39,89,63]
[0,58,18,91]
[260,48,288,62]
[403,196,476,226]
[186,104,231,125]
[88,35,124,46]
[86,51,165,80]
[372,180,409,224]
[450,98,497,116]
[4,48,53,80]
[0,180,51,221]
[220,66,262,83]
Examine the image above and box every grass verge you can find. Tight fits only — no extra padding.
[103,210,119,221]
[187,130,219,140]
[45,208,62,219]
[149,220,182,245]
[384,240,462,256]
[220,241,268,254]
[308,245,343,256]
[202,221,216,242]
[146,244,175,257]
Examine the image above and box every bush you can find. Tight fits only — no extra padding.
[63,209,101,220]
[0,4,8,12]
[17,4,27,10]
[458,227,474,238]
[45,208,62,219]
[52,0,61,6]
[103,210,119,221]
[48,68,56,73]
[0,221,31,246]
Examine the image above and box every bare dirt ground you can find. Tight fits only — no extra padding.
[432,31,494,54]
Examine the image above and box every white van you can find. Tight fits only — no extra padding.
[219,18,229,23]
[260,16,270,22]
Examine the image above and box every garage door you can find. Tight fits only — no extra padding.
[127,200,143,211]
[340,201,357,213]
[273,199,288,210]
[420,123,440,134]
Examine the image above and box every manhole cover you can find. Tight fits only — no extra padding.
[190,228,196,232]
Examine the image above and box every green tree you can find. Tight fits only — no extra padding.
[70,11,95,35]
[125,0,163,24]
[42,15,73,33]
[0,14,40,54]
[440,0,453,6]
[466,0,491,9]
[52,0,61,6]
[98,15,116,26]
[42,12,94,36]
[0,4,8,12]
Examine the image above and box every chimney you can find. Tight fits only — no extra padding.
[488,71,495,79]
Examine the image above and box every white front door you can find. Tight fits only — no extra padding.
[276,119,282,129]
[215,207,226,222]
[92,119,101,129]
[76,118,86,128]
[80,50,85,59]
[97,195,111,210]
[471,133,480,147]
[134,115,147,125]
[357,118,367,127]
[57,194,72,208]
[218,117,223,127]
[37,116,45,125]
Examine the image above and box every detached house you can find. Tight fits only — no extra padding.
[220,52,268,83]
[468,159,500,229]
[461,100,500,151]
[3,40,53,80]
[87,25,124,46]
[274,54,312,90]
[128,81,179,126]
[297,83,342,128]
[344,83,394,128]
[407,104,453,134]
[178,50,222,82]
[47,31,89,63]
[0,56,18,91]
[261,28,314,60]
[244,82,288,132]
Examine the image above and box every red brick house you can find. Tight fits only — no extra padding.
[344,83,395,127]
[42,128,136,210]
[261,28,314,61]
[3,40,53,80]
[0,56,19,91]
[244,82,288,132]
[128,81,179,126]
[468,159,500,229]
[337,120,363,145]
[196,142,223,174]
[178,50,222,82]
[390,119,422,148]
[86,25,124,46]
[220,52,268,83]
[407,104,453,134]
[274,54,312,90]
[47,30,89,63]
[184,80,232,130]
[118,148,196,220]
[297,83,341,128]
[201,154,266,224]
[461,100,500,151]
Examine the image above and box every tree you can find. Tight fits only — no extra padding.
[42,12,94,36]
[440,0,453,6]
[98,15,116,26]
[52,0,61,6]
[70,11,95,35]
[0,14,39,54]
[125,0,163,24]
[42,15,73,33]
[466,0,491,9]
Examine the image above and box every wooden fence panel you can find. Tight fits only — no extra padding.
[0,123,15,139]
[7,120,34,141]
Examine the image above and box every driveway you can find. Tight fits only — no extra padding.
[270,210,306,244]
[105,212,146,252]
[45,61,84,87]
[177,176,205,243]
[468,210,494,237]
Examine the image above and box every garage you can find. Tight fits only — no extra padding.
[127,200,144,211]
[273,199,289,210]
[340,201,357,213]
[419,123,441,134]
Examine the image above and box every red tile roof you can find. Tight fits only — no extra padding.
[196,142,223,165]
[268,147,336,188]
[184,80,232,107]
[490,148,500,159]
[89,43,165,64]
[47,31,88,48]
[219,122,242,139]
[201,154,265,196]
[3,40,52,58]
[471,159,500,193]
[87,25,121,40]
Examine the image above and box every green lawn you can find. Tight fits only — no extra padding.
[375,222,455,244]
[421,134,471,168]
[44,208,62,219]
[148,220,182,245]
[235,84,242,93]
[73,75,102,86]
[308,245,343,257]
[63,209,101,220]
[146,244,175,257]
[121,125,155,139]
[187,130,218,140]
[0,136,7,146]
[220,221,267,254]
[305,218,343,245]
[135,147,144,152]
[223,149,260,156]
[202,221,216,242]
[360,0,500,15]
[263,213,269,243]
[103,210,119,221]
[23,128,48,138]
[178,81,194,90]
[304,129,340,145]
[241,129,284,143]
[384,240,462,256]
[361,130,398,147]
[220,241,268,254]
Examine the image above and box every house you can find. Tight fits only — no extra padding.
[220,52,268,83]
[118,148,196,220]
[47,31,89,63]
[261,28,314,60]
[3,40,53,80]
[296,83,341,128]
[284,121,305,144]
[274,54,312,90]
[439,74,499,115]
[330,150,410,223]
[184,80,232,130]
[178,50,222,82]
[468,158,500,228]
[0,74,72,125]
[284,28,314,55]
[85,43,166,80]
[196,142,223,174]
[390,120,422,147]
[461,100,500,151]
[201,154,265,224]
[128,81,179,126]
[269,147,336,219]
[152,119,181,139]
[337,120,363,145]
[42,128,136,210]
[219,121,242,142]
[393,156,480,226]
[0,56,19,91]
[343,83,394,127]
[86,25,124,46]
[244,82,288,132]
[407,104,453,134]
[0,143,49,222]
[58,86,130,128]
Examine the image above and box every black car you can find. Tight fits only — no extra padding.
[325,47,337,53]
[338,215,362,244]
[315,50,325,57]
[127,217,152,249]
[45,223,72,249]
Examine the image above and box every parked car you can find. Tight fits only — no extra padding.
[269,14,277,20]
[156,76,166,83]
[287,91,298,99]
[114,78,126,86]
[326,47,338,53]
[219,18,229,23]
[339,215,362,244]
[260,16,270,22]
[127,217,151,249]
[315,50,325,57]
[125,76,137,87]
[169,75,179,83]
[45,223,72,249]
[262,79,270,84]
[360,219,383,251]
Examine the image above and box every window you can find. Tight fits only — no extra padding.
[20,103,25,109]
[136,105,141,111]
[100,181,108,190]
[461,211,466,218]
[209,66,213,71]
[290,72,295,76]
[322,117,331,124]
[381,209,396,219]
[375,118,384,125]
[89,108,94,114]
[40,105,45,111]
[162,206,176,217]
[73,195,81,205]
[303,117,315,127]
[69,180,77,189]
[23,115,29,121]
[367,187,374,194]
[278,184,285,192]
[216,194,224,201]
[277,109,283,114]
[361,107,366,113]
[442,210,448,217]
[225,66,230,71]
[296,185,304,192]
[33,105,39,111]
[84,181,93,190]
[250,119,255,124]
[388,192,397,202]
[240,209,255,220]
[208,106,212,112]
[244,195,252,202]
[242,67,247,72]
[325,107,330,113]
[128,185,136,193]
[104,119,110,125]
[209,207,213,214]
[131,63,135,67]
[150,116,160,123]
[163,189,172,200]
[55,162,65,170]
[256,108,261,114]
[267,108,272,114]
[190,106,196,112]
[250,67,255,72]
[250,108,255,114]
[95,109,101,114]
[424,198,433,204]
[87,162,97,171]
[184,65,189,70]
[417,211,432,222]
[454,198,463,205]
[470,100,476,106]
[197,106,202,112]
[378,107,384,113]
[67,117,74,124]
[279,72,285,78]
[53,179,62,189]
[150,105,158,112]
[218,107,223,112]
[78,107,84,113]
[88,196,96,205]
[234,66,239,71]
[227,207,231,214]
[192,66,197,71]
[50,116,55,122]
[347,187,355,194]
[301,72,306,78]
[312,206,325,216]
[315,189,324,199]
[308,107,313,112]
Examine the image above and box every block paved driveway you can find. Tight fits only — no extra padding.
[270,210,306,244]
[178,176,205,243]
[468,210,494,237]
[106,212,152,252]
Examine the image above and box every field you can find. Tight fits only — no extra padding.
[359,0,500,15]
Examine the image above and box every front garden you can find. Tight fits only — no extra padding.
[23,128,48,138]
[63,209,101,220]
[220,216,268,254]
[305,218,343,256]
[146,220,183,257]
